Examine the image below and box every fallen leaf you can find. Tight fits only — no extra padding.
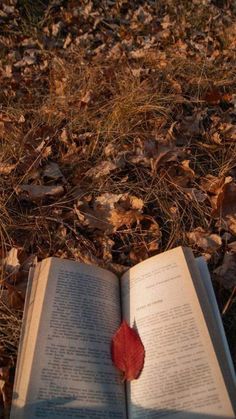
[129,245,149,264]
[214,252,236,289]
[18,115,25,123]
[80,90,92,105]
[118,195,143,211]
[130,139,182,172]
[162,159,195,187]
[14,55,36,68]
[203,88,223,105]
[43,162,64,181]
[178,110,205,136]
[77,193,144,233]
[200,174,225,195]
[213,181,236,234]
[183,188,208,203]
[86,161,119,179]
[187,228,222,252]
[0,366,12,418]
[4,248,20,274]
[7,287,24,310]
[111,320,145,381]
[0,163,16,175]
[200,175,232,212]
[96,236,115,262]
[0,121,5,139]
[15,184,64,201]
[63,33,72,49]
[228,241,236,252]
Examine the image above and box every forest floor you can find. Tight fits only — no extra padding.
[0,0,236,415]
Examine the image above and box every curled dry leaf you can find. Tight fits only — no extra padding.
[187,228,222,253]
[95,235,115,262]
[213,181,236,234]
[203,88,223,105]
[86,160,119,179]
[15,184,64,201]
[111,320,145,381]
[200,174,225,195]
[183,188,208,203]
[162,159,195,187]
[4,248,20,274]
[80,90,92,105]
[214,252,236,289]
[200,175,233,216]
[0,366,12,418]
[77,193,144,233]
[130,139,182,172]
[178,110,205,136]
[43,162,64,181]
[0,163,16,175]
[228,241,236,252]
[7,287,24,310]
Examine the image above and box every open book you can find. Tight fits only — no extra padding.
[10,247,236,418]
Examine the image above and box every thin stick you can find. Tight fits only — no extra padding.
[222,286,236,315]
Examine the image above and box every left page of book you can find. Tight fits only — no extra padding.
[11,263,42,406]
[10,258,126,419]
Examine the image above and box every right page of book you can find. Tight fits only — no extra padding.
[121,246,235,419]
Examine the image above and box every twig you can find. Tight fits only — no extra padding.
[222,286,236,315]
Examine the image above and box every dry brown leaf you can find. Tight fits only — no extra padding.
[183,188,208,203]
[7,287,24,310]
[187,228,222,252]
[4,248,20,274]
[228,241,236,252]
[43,162,64,181]
[77,193,144,233]
[163,159,195,187]
[130,245,149,264]
[130,139,183,174]
[14,55,36,68]
[200,175,233,213]
[54,78,67,97]
[214,252,236,289]
[0,163,16,175]
[118,195,143,211]
[86,161,119,179]
[129,241,159,264]
[80,90,92,105]
[96,236,115,262]
[213,181,236,234]
[200,174,225,195]
[0,366,12,418]
[179,111,205,136]
[203,88,223,105]
[15,184,64,201]
[0,121,5,139]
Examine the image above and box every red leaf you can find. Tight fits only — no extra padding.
[203,88,222,105]
[111,320,145,381]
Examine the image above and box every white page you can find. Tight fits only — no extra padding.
[11,263,40,404]
[121,247,235,419]
[11,258,126,419]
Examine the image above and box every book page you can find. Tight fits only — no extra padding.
[121,247,235,419]
[11,258,126,419]
[11,263,41,406]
